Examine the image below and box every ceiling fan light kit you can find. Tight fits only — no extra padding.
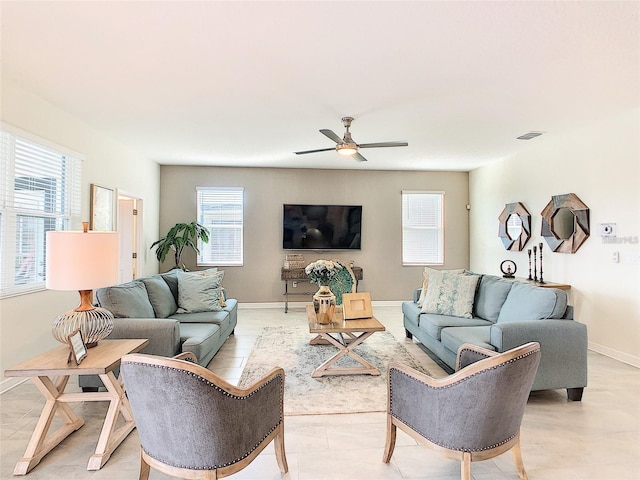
[295,116,408,162]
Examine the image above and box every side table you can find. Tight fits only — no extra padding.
[4,338,148,475]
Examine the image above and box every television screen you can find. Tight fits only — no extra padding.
[283,204,362,250]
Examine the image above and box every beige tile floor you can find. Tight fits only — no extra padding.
[1,305,639,479]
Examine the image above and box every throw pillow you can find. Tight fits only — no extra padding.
[95,280,156,318]
[417,268,465,307]
[421,271,480,318]
[176,270,224,313]
[142,275,178,318]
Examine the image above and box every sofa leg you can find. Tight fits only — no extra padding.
[405,329,413,340]
[567,388,583,401]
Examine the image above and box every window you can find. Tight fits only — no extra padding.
[196,187,244,266]
[402,191,444,265]
[0,126,82,297]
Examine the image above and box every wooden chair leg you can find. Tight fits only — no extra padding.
[461,452,471,480]
[274,424,288,473]
[512,436,529,480]
[139,448,150,480]
[382,414,397,463]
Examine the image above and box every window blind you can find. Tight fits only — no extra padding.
[0,127,82,297]
[196,187,244,266]
[402,191,444,265]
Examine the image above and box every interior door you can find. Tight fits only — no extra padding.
[118,197,135,282]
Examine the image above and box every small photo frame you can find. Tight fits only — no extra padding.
[342,292,373,320]
[67,329,87,365]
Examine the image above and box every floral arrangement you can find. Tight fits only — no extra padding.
[305,259,344,286]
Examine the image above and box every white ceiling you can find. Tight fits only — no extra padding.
[1,1,638,171]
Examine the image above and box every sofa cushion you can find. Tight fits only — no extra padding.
[142,275,178,318]
[176,270,224,313]
[419,314,493,341]
[179,323,221,364]
[160,270,179,303]
[422,270,480,318]
[95,280,155,318]
[474,275,513,323]
[441,326,496,355]
[497,282,568,323]
[170,310,230,325]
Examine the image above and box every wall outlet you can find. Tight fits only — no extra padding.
[292,281,298,287]
[612,251,620,263]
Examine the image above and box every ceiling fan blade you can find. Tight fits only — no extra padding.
[319,129,343,144]
[358,141,408,149]
[294,147,336,155]
[353,152,368,162]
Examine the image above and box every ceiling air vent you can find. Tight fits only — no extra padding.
[517,131,544,140]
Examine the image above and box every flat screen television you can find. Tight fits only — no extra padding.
[283,204,362,250]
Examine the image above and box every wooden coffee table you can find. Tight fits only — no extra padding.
[306,305,385,377]
[4,338,148,475]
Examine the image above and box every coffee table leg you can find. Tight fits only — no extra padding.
[87,372,137,470]
[13,376,84,476]
[312,331,380,377]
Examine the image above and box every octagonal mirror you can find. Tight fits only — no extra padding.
[541,193,590,253]
[498,202,531,251]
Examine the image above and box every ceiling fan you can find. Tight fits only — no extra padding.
[294,116,408,162]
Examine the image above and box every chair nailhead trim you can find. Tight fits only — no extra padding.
[130,362,285,469]
[389,348,538,452]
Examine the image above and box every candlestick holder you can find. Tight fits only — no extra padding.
[533,245,538,282]
[527,249,533,280]
[538,242,545,284]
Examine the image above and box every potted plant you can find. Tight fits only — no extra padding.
[151,221,210,270]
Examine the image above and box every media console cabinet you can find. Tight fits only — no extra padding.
[281,266,363,312]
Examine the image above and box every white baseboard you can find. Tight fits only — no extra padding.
[589,341,640,368]
[238,301,404,310]
[0,377,28,395]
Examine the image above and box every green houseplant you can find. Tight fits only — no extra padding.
[151,221,210,270]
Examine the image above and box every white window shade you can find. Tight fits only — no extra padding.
[0,126,83,297]
[402,191,444,265]
[197,187,244,266]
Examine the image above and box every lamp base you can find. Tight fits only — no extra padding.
[52,306,114,348]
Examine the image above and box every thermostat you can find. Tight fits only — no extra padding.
[598,223,617,237]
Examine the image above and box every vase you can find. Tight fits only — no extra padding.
[313,285,336,324]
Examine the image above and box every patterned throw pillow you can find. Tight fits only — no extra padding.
[421,270,480,318]
[176,270,224,313]
[417,268,465,307]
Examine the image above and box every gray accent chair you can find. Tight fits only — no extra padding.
[120,353,288,479]
[383,342,541,480]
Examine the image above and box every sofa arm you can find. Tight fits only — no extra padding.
[490,319,588,389]
[107,317,181,357]
[412,288,421,303]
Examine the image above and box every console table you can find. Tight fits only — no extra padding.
[281,266,363,312]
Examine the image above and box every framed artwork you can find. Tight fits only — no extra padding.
[90,183,116,231]
[342,292,373,319]
[67,329,87,365]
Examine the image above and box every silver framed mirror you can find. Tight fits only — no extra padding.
[498,202,531,251]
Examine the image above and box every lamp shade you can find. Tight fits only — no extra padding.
[46,230,120,291]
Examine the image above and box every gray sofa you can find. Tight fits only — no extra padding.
[79,269,237,390]
[402,273,588,401]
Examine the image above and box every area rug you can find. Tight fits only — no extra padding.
[239,325,433,416]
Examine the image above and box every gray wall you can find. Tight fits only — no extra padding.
[160,166,469,302]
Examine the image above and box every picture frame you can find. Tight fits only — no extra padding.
[90,183,116,231]
[342,292,373,320]
[67,329,87,365]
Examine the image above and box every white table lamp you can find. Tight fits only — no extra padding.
[46,223,119,347]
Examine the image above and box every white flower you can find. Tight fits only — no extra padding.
[305,259,344,285]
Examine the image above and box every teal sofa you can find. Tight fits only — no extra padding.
[402,273,587,401]
[79,269,237,391]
